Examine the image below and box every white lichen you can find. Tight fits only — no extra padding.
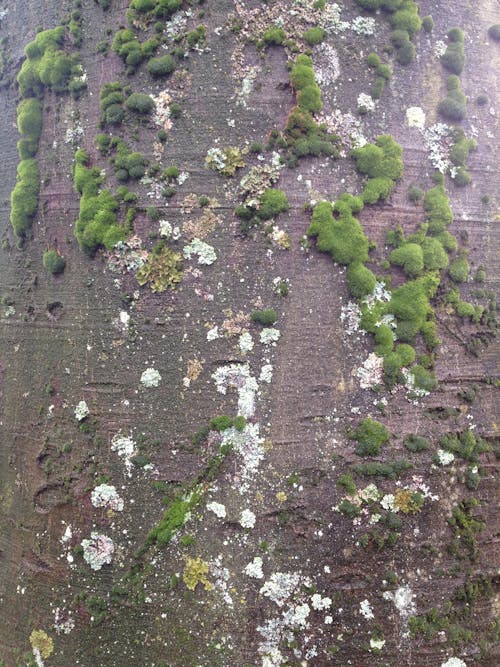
[74,400,89,421]
[240,509,256,529]
[259,364,273,383]
[91,484,124,512]
[357,92,376,114]
[260,572,301,607]
[206,501,227,519]
[310,593,332,611]
[441,659,467,667]
[260,328,280,345]
[406,106,426,130]
[141,367,162,387]
[437,449,455,465]
[183,238,217,265]
[239,332,254,353]
[360,599,374,619]
[212,363,258,418]
[244,556,264,579]
[81,532,114,570]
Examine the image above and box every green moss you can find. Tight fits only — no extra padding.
[338,499,361,518]
[488,24,500,41]
[424,185,453,234]
[17,98,42,147]
[390,243,424,277]
[148,54,176,77]
[263,26,286,46]
[403,434,430,452]
[43,249,65,274]
[422,15,434,32]
[257,188,289,219]
[421,237,449,271]
[441,33,465,74]
[440,430,490,463]
[347,261,377,298]
[73,150,125,254]
[374,324,394,356]
[352,135,403,203]
[307,199,369,265]
[209,415,233,432]
[303,27,326,46]
[10,158,40,239]
[351,460,413,479]
[126,92,154,114]
[447,498,485,562]
[337,473,357,495]
[449,254,469,283]
[251,308,277,325]
[352,418,389,457]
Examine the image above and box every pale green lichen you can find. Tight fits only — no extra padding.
[29,629,54,659]
[182,557,213,591]
[205,146,244,176]
[136,245,182,292]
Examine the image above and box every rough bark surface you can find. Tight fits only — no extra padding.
[0,1,498,666]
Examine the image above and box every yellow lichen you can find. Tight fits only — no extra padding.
[394,489,424,514]
[182,557,213,592]
[276,491,287,503]
[29,629,54,659]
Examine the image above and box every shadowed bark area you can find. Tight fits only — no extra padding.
[0,1,498,666]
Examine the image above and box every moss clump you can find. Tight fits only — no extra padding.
[422,15,433,32]
[441,28,465,74]
[488,24,500,41]
[438,76,466,121]
[148,54,176,77]
[100,82,125,126]
[389,3,422,38]
[421,236,449,271]
[147,488,203,547]
[290,54,322,114]
[209,415,233,432]
[351,460,413,479]
[307,196,369,266]
[403,434,430,452]
[390,243,424,277]
[351,135,404,204]
[73,150,126,254]
[112,28,159,72]
[126,92,155,114]
[447,498,485,562]
[106,139,148,181]
[392,32,416,65]
[258,188,289,219]
[18,27,82,97]
[449,254,469,283]
[423,184,453,234]
[281,108,340,164]
[347,261,376,298]
[251,308,277,326]
[262,26,286,46]
[303,26,326,45]
[136,243,183,292]
[10,159,40,239]
[352,418,389,457]
[43,249,65,274]
[17,98,42,152]
[440,430,490,463]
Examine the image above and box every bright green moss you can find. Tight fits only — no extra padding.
[10,159,40,239]
[352,418,390,457]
